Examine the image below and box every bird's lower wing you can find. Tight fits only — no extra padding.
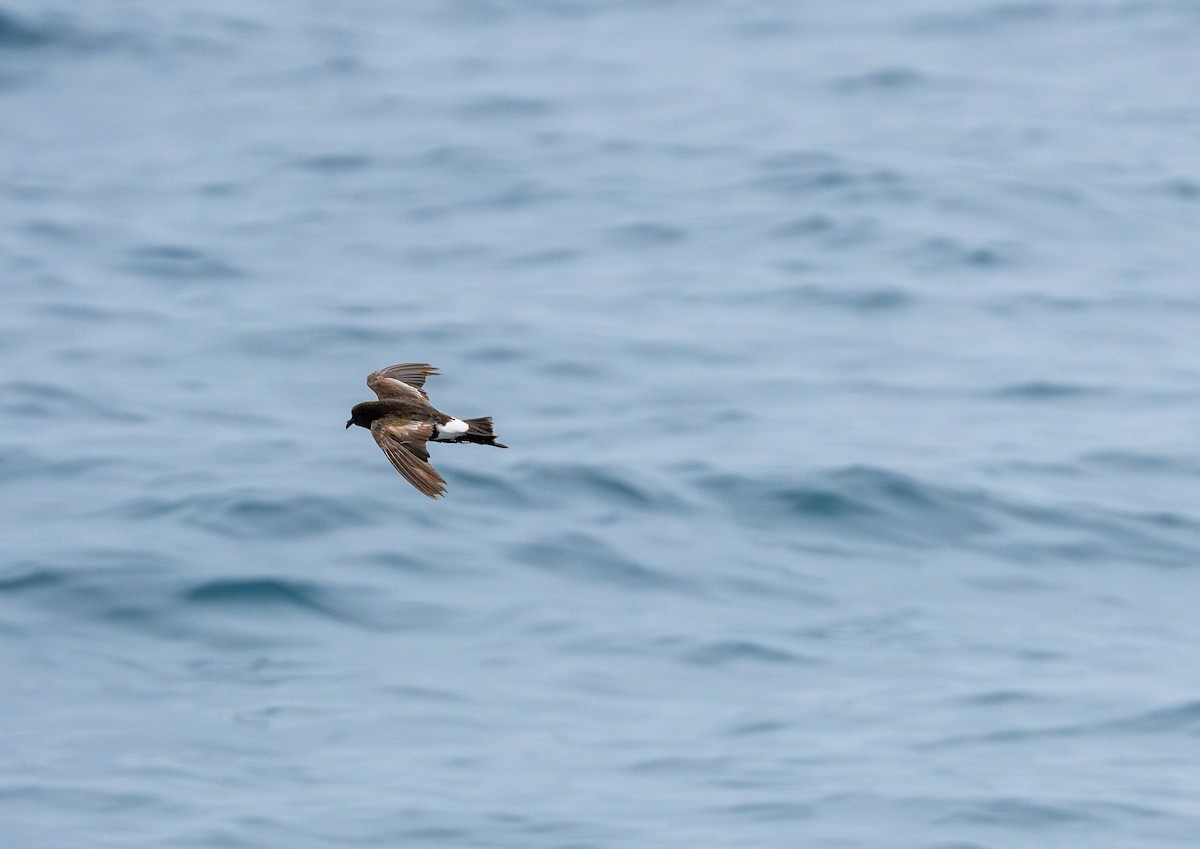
[371,419,445,498]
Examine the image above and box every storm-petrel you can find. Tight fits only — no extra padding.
[346,363,507,498]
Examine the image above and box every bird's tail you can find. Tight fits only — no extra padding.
[460,417,508,448]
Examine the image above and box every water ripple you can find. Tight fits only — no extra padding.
[179,577,452,632]
[938,797,1097,827]
[509,532,683,590]
[696,464,1200,566]
[991,381,1110,399]
[607,221,688,248]
[0,381,143,422]
[518,462,684,512]
[184,577,334,609]
[926,698,1200,751]
[458,94,557,121]
[1,550,456,638]
[681,639,817,668]
[0,447,107,482]
[118,490,371,539]
[734,283,913,312]
[831,66,957,95]
[0,549,176,630]
[237,324,395,357]
[125,244,243,282]
[0,11,59,49]
[697,465,996,547]
[752,151,912,202]
[293,153,374,173]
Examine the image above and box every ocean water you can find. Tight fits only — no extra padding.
[2,1,1200,846]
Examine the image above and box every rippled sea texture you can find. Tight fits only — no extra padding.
[3,2,1200,847]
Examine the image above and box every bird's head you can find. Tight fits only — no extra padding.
[346,403,373,430]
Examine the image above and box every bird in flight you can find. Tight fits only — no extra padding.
[346,363,507,498]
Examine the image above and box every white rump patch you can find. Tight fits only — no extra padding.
[433,418,469,440]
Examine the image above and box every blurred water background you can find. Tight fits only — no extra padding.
[3,1,1200,847]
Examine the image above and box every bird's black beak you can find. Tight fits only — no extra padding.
[345,419,353,429]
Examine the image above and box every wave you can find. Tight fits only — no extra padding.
[124,244,243,283]
[680,638,818,668]
[925,698,1200,751]
[1,548,456,640]
[117,490,371,539]
[180,576,453,633]
[695,465,994,547]
[0,549,180,633]
[0,381,143,422]
[509,531,682,589]
[183,576,333,608]
[237,324,397,357]
[0,10,61,50]
[693,464,1200,567]
[990,381,1110,399]
[732,281,913,312]
[514,461,687,512]
[0,447,109,482]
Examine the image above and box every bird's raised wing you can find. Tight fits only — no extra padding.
[370,418,445,498]
[367,363,439,400]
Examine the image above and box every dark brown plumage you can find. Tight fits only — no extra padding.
[346,363,507,499]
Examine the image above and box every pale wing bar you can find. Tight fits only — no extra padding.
[367,363,440,400]
[370,419,446,498]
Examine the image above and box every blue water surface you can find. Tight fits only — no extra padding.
[3,1,1200,847]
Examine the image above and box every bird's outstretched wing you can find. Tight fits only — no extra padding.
[370,418,446,498]
[367,363,439,400]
